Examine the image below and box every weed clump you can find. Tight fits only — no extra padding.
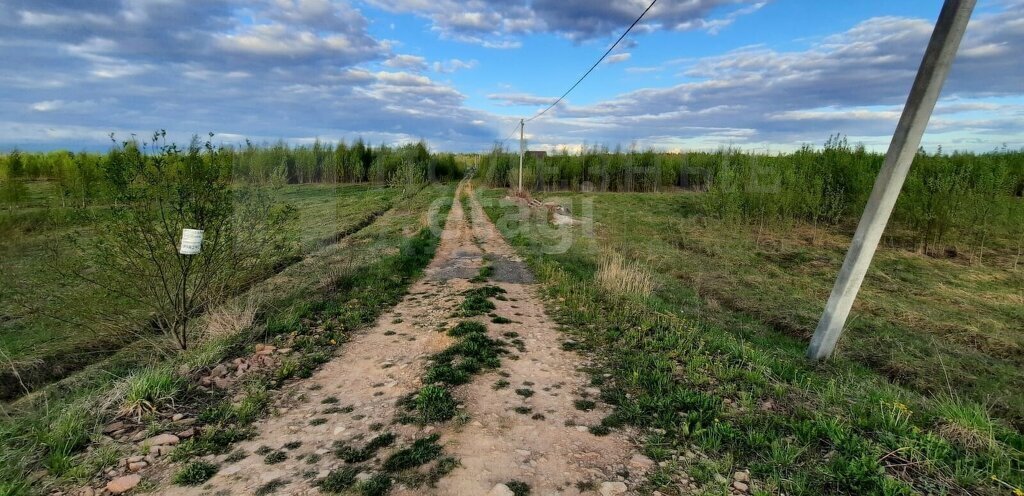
[335,432,396,463]
[506,480,531,496]
[173,460,219,486]
[357,474,393,495]
[319,467,358,493]
[515,388,534,398]
[263,450,287,464]
[426,320,506,386]
[457,286,505,316]
[398,385,458,424]
[255,478,289,495]
[470,265,494,283]
[383,434,443,471]
[448,321,487,337]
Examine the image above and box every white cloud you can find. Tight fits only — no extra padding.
[385,54,428,71]
[30,100,63,112]
[604,52,631,64]
[432,58,478,73]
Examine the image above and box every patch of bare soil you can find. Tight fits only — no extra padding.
[155,182,646,495]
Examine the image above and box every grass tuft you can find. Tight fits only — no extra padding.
[173,460,219,486]
[383,435,443,472]
[506,480,531,496]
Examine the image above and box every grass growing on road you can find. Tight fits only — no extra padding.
[481,187,1023,495]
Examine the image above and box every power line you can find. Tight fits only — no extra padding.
[525,0,658,123]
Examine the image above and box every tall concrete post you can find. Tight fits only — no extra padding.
[518,119,525,192]
[807,0,975,360]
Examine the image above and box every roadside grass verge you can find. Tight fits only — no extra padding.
[0,184,453,494]
[481,188,1023,495]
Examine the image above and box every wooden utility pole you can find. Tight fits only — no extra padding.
[807,0,976,360]
[518,119,525,192]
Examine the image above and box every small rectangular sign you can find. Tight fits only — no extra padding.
[179,228,204,255]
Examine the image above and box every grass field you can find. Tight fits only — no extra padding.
[0,182,400,398]
[0,183,453,493]
[481,187,1023,495]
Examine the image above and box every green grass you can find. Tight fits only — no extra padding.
[481,187,1024,495]
[423,320,506,386]
[382,434,444,472]
[335,432,396,463]
[400,385,458,424]
[0,184,454,493]
[0,183,401,399]
[318,467,358,493]
[506,480,531,496]
[173,460,219,486]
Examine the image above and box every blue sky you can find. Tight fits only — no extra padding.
[0,0,1021,152]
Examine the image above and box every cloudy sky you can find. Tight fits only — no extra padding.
[0,0,1021,152]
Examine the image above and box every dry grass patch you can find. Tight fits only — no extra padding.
[201,295,260,342]
[596,251,654,298]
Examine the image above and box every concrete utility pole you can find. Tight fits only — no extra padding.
[807,0,975,361]
[518,119,525,192]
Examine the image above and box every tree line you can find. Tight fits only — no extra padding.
[0,137,463,210]
[478,137,1024,258]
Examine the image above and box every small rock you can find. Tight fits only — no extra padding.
[734,471,749,483]
[171,413,184,422]
[356,472,372,482]
[733,481,749,492]
[143,434,180,446]
[575,426,588,432]
[105,475,141,494]
[176,428,196,439]
[486,484,515,496]
[103,422,126,434]
[127,461,147,473]
[629,454,655,472]
[599,481,628,496]
[77,487,96,496]
[130,431,148,442]
[211,364,228,378]
[125,455,145,464]
[277,348,292,354]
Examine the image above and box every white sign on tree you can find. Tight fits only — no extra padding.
[179,228,204,255]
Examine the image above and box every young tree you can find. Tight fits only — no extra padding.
[69,133,293,350]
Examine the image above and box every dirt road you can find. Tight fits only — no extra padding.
[161,182,645,495]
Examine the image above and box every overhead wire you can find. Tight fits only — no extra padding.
[524,0,659,123]
[488,0,658,153]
